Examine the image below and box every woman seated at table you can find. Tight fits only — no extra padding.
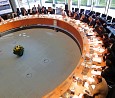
[40,6,47,14]
[88,75,108,98]
[67,10,74,17]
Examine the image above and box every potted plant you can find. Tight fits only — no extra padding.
[13,45,24,56]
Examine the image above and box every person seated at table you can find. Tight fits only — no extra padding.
[37,4,41,14]
[66,10,74,17]
[96,26,107,38]
[109,38,115,54]
[73,12,80,20]
[40,6,47,14]
[80,14,88,23]
[0,16,4,22]
[47,7,54,14]
[16,8,21,17]
[88,75,108,98]
[103,47,115,64]
[61,8,67,17]
[94,18,102,28]
[32,5,37,14]
[102,33,110,49]
[101,59,115,86]
[87,16,95,28]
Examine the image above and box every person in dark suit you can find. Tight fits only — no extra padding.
[88,75,108,98]
[96,26,107,38]
[101,59,115,85]
[87,16,95,28]
[37,4,41,14]
[80,14,88,23]
[102,33,110,49]
[73,12,80,20]
[109,38,115,54]
[32,5,37,14]
[40,7,47,14]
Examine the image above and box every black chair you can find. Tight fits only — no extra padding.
[112,18,115,23]
[80,9,84,14]
[75,8,79,13]
[85,10,90,15]
[72,8,74,11]
[101,14,107,20]
[95,12,101,17]
[88,11,95,16]
[107,16,112,22]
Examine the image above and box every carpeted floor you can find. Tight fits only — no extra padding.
[0,28,81,98]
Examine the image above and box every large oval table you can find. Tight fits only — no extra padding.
[0,15,105,98]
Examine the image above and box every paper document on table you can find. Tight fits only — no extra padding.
[87,32,94,36]
[84,82,89,89]
[91,70,101,75]
[93,48,105,53]
[92,57,102,63]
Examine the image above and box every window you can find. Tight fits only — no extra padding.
[45,0,53,3]
[93,0,108,15]
[80,0,91,10]
[72,0,78,5]
[108,0,115,18]
[55,0,65,4]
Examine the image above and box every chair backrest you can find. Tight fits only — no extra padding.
[88,11,95,16]
[112,18,115,23]
[75,8,79,13]
[107,16,112,22]
[85,10,90,15]
[102,14,107,18]
[80,9,84,14]
[96,12,101,17]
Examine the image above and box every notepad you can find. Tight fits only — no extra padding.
[92,57,102,63]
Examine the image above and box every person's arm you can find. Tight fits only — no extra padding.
[89,84,100,96]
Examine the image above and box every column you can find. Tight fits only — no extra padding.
[105,0,111,14]
[10,0,17,12]
[68,0,72,11]
[90,0,94,11]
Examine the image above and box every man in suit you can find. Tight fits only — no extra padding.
[88,75,108,98]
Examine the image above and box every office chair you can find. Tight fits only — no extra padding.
[101,14,107,20]
[80,9,84,14]
[107,16,112,22]
[88,11,95,16]
[95,12,101,17]
[112,18,115,23]
[75,8,79,13]
[72,8,74,11]
[85,10,90,15]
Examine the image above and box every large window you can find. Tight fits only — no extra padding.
[55,0,65,4]
[80,0,91,10]
[110,0,115,8]
[45,0,53,3]
[108,0,115,18]
[93,0,107,14]
[72,0,78,5]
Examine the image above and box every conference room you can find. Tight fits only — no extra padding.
[0,0,115,98]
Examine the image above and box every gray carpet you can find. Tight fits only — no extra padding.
[0,28,81,98]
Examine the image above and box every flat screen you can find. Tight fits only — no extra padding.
[0,0,13,15]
